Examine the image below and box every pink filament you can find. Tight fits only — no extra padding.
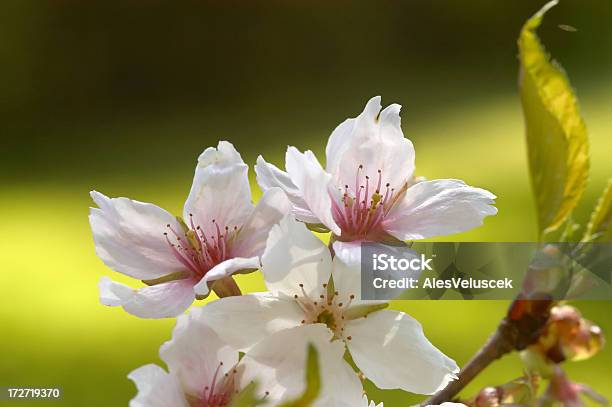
[331,165,397,240]
[164,216,237,280]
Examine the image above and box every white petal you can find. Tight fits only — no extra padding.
[183,141,253,235]
[262,215,332,298]
[326,96,381,174]
[285,147,341,234]
[362,395,384,407]
[331,255,387,307]
[192,256,260,297]
[231,187,292,258]
[255,156,321,224]
[239,324,363,407]
[345,310,459,394]
[331,255,362,301]
[196,292,302,352]
[99,276,195,318]
[383,179,497,240]
[331,242,418,302]
[89,191,186,280]
[332,240,362,268]
[128,364,188,407]
[159,313,238,396]
[314,360,364,407]
[325,117,357,177]
[325,97,415,191]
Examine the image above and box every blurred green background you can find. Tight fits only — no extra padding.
[1,1,611,405]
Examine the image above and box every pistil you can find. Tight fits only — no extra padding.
[163,215,239,281]
[294,283,356,341]
[331,165,403,240]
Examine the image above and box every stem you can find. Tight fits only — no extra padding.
[328,236,336,258]
[212,276,242,298]
[421,319,517,405]
[421,296,552,405]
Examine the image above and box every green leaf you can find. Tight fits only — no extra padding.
[583,180,612,242]
[141,270,188,286]
[306,223,330,233]
[229,382,266,407]
[344,302,388,320]
[518,0,589,235]
[279,343,321,407]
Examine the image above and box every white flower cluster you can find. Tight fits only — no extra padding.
[90,97,496,406]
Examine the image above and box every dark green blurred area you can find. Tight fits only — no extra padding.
[2,0,611,184]
[1,1,611,406]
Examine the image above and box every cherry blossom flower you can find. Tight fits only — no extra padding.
[89,141,291,318]
[256,96,497,262]
[199,216,459,395]
[128,310,363,406]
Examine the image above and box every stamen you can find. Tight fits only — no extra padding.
[207,362,223,404]
[333,166,401,240]
[163,218,237,283]
[291,283,357,341]
[299,283,310,299]
[346,294,355,308]
[355,164,362,195]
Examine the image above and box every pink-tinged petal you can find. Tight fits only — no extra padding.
[345,310,459,395]
[262,216,332,298]
[89,191,186,280]
[128,364,189,407]
[383,179,497,241]
[192,256,260,297]
[99,276,195,318]
[99,276,134,306]
[231,187,292,258]
[239,324,364,407]
[183,141,253,235]
[285,147,341,235]
[159,313,238,397]
[195,293,303,352]
[326,97,415,191]
[255,156,321,224]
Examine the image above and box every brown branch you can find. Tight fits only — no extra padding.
[421,319,516,405]
[421,297,552,406]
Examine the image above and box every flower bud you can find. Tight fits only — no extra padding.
[541,366,607,407]
[474,387,500,407]
[472,377,536,407]
[521,244,565,297]
[525,305,604,369]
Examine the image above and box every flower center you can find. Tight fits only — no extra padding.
[330,165,403,240]
[189,362,236,407]
[164,215,239,280]
[294,283,355,341]
[187,362,269,407]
